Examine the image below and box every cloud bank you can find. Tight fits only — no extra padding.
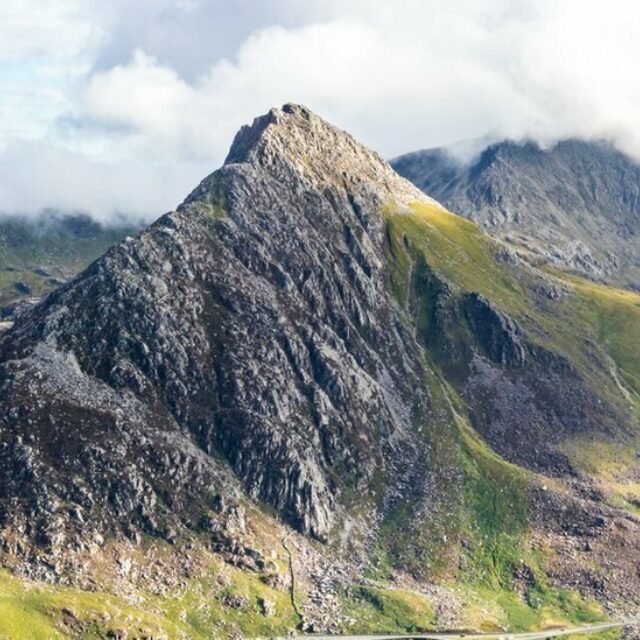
[2,0,640,221]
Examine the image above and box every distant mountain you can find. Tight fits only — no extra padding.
[1,107,640,637]
[391,139,640,288]
[0,212,138,326]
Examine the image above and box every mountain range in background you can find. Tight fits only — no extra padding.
[391,139,640,290]
[0,107,639,638]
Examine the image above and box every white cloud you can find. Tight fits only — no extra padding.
[3,0,640,220]
[0,140,209,224]
[78,0,640,161]
[83,50,196,154]
[0,0,100,61]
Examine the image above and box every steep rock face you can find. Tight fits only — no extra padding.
[0,105,433,544]
[391,139,640,288]
[461,293,527,367]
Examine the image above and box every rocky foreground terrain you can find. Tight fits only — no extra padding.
[1,106,640,638]
[392,139,640,289]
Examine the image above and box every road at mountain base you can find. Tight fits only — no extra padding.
[261,617,638,640]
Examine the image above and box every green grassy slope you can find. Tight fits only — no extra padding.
[376,201,640,634]
[385,201,639,419]
[0,550,301,639]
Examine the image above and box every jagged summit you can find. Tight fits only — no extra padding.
[222,103,432,206]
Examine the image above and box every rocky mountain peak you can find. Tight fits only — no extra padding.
[223,103,432,207]
[0,104,440,549]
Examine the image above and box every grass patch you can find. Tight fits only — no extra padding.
[0,569,188,639]
[565,276,640,408]
[339,585,435,633]
[143,557,300,638]
[459,582,610,634]
[561,436,640,514]
[0,551,300,640]
[458,413,530,587]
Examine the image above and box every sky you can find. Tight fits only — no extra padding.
[2,0,640,223]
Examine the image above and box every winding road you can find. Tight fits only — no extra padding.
[261,618,639,639]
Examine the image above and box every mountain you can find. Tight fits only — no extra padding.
[0,213,137,328]
[1,106,640,638]
[391,139,640,289]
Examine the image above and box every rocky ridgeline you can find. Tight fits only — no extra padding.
[392,139,640,289]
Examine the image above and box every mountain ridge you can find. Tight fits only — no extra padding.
[391,137,640,289]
